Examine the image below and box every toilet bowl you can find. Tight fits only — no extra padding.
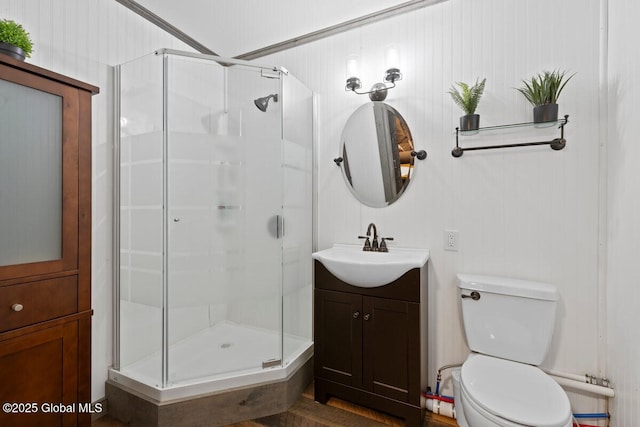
[451,368,469,427]
[458,354,572,427]
[455,274,573,427]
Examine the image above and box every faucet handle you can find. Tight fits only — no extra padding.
[358,235,372,251]
[379,237,394,252]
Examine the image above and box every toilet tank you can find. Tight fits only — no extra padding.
[458,274,558,365]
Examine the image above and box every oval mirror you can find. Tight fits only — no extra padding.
[339,102,417,207]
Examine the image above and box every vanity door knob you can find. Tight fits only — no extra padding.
[353,311,360,319]
[363,314,371,321]
[11,303,24,312]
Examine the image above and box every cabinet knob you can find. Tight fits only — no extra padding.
[353,311,360,319]
[11,303,24,312]
[363,314,371,321]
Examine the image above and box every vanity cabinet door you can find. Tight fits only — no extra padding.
[362,296,420,405]
[314,289,363,387]
[313,261,427,426]
[0,323,78,427]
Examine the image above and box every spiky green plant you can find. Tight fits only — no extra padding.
[0,19,33,57]
[448,78,486,115]
[517,70,575,106]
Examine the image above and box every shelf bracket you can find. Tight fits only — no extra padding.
[452,115,569,158]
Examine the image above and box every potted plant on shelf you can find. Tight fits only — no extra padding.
[0,19,33,61]
[517,70,574,124]
[449,77,486,133]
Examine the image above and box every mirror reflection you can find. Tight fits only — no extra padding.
[340,102,416,207]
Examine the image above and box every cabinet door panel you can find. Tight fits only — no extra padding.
[363,297,420,404]
[314,289,362,387]
[0,323,78,427]
[0,64,79,281]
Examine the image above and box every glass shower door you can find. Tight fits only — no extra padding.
[281,74,314,365]
[165,54,284,385]
[117,52,165,388]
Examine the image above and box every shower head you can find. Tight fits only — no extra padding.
[254,94,278,112]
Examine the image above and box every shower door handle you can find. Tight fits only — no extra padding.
[270,215,284,239]
[276,215,284,239]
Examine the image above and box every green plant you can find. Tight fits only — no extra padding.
[448,78,486,115]
[517,70,575,107]
[0,19,33,57]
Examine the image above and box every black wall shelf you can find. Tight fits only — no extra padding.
[452,115,569,157]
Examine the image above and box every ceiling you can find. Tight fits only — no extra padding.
[132,0,414,58]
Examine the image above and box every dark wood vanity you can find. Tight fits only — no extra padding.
[313,260,428,426]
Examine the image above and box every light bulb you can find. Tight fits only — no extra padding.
[346,54,360,79]
[385,45,400,70]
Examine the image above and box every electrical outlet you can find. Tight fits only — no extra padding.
[444,230,459,251]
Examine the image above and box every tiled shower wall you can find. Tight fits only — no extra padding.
[264,0,607,414]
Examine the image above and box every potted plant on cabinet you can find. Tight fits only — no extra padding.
[517,70,574,124]
[0,19,33,61]
[449,77,486,133]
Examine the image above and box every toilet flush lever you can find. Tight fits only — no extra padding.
[461,291,481,301]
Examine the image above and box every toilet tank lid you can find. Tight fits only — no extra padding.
[457,274,558,301]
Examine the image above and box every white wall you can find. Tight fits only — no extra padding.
[0,0,191,400]
[607,0,640,424]
[264,0,606,413]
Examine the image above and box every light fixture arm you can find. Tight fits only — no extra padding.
[345,68,402,101]
[347,80,396,96]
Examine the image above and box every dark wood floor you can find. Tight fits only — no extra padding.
[93,383,457,427]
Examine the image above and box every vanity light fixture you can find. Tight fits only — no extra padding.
[345,68,403,101]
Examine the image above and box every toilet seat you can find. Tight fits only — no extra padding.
[461,354,572,427]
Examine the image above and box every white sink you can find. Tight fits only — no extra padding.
[312,244,429,288]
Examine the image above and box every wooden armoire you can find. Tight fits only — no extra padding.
[0,54,98,426]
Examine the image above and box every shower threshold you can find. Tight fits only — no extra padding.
[110,322,313,402]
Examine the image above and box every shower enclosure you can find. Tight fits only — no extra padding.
[110,49,314,402]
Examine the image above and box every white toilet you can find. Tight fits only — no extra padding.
[453,274,573,427]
